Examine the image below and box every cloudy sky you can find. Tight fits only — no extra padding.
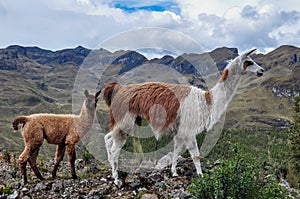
[0,0,299,55]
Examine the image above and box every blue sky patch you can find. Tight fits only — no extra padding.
[111,0,180,14]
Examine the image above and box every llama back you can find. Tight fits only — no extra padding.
[103,82,192,133]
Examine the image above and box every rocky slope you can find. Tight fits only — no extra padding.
[1,149,299,199]
[0,150,207,199]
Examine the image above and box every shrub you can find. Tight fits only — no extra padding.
[188,144,288,199]
[82,144,94,164]
[287,94,300,188]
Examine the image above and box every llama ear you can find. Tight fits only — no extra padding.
[95,90,101,99]
[84,89,89,98]
[242,49,256,59]
[246,49,256,56]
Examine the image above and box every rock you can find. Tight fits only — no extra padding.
[61,191,70,198]
[141,193,159,199]
[11,181,20,189]
[21,187,29,192]
[180,190,191,198]
[125,174,141,188]
[34,182,46,191]
[138,187,148,193]
[140,159,156,168]
[155,152,173,169]
[63,179,73,186]
[100,177,107,183]
[7,190,18,199]
[90,162,99,174]
[80,179,89,185]
[75,158,84,169]
[48,159,55,166]
[52,181,63,192]
[214,159,222,165]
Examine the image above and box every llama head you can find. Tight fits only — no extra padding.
[84,89,101,110]
[240,49,264,77]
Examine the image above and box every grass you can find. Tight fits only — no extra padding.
[120,127,290,179]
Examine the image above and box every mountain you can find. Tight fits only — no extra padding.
[0,44,299,152]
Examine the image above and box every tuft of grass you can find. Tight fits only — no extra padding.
[0,185,13,195]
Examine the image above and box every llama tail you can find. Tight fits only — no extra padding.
[12,116,29,132]
[103,82,121,107]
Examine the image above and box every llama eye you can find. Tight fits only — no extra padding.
[243,60,253,70]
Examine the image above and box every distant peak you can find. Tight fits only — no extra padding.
[211,47,238,55]
[75,45,85,49]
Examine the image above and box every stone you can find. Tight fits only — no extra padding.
[11,181,20,189]
[7,190,18,199]
[141,193,159,199]
[34,182,46,191]
[52,181,63,192]
[125,175,141,188]
[75,159,84,169]
[21,187,29,192]
[90,162,99,174]
[155,152,173,169]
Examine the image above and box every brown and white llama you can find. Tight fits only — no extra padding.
[12,89,101,184]
[103,49,264,186]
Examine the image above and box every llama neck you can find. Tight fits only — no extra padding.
[209,58,242,129]
[77,104,95,137]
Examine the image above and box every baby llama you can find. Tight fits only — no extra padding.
[12,89,101,184]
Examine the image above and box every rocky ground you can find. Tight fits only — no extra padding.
[0,150,204,199]
[1,149,299,199]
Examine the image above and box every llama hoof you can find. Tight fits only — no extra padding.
[114,179,123,188]
[38,177,45,181]
[172,173,179,177]
[52,172,57,179]
[72,175,78,179]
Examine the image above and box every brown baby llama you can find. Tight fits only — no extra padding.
[12,89,101,184]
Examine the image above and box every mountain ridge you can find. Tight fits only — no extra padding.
[0,44,299,152]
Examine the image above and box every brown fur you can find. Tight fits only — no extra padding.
[219,68,229,83]
[205,90,212,106]
[103,82,121,106]
[103,82,191,132]
[12,90,101,183]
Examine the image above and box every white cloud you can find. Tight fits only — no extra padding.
[0,0,299,54]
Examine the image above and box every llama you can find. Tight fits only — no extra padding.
[12,89,101,184]
[103,49,264,186]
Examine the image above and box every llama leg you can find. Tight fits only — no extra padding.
[19,147,31,184]
[171,136,185,177]
[110,128,128,187]
[52,144,66,178]
[66,144,77,179]
[187,137,203,177]
[104,132,113,163]
[28,146,44,180]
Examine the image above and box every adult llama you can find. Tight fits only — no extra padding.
[102,49,264,186]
